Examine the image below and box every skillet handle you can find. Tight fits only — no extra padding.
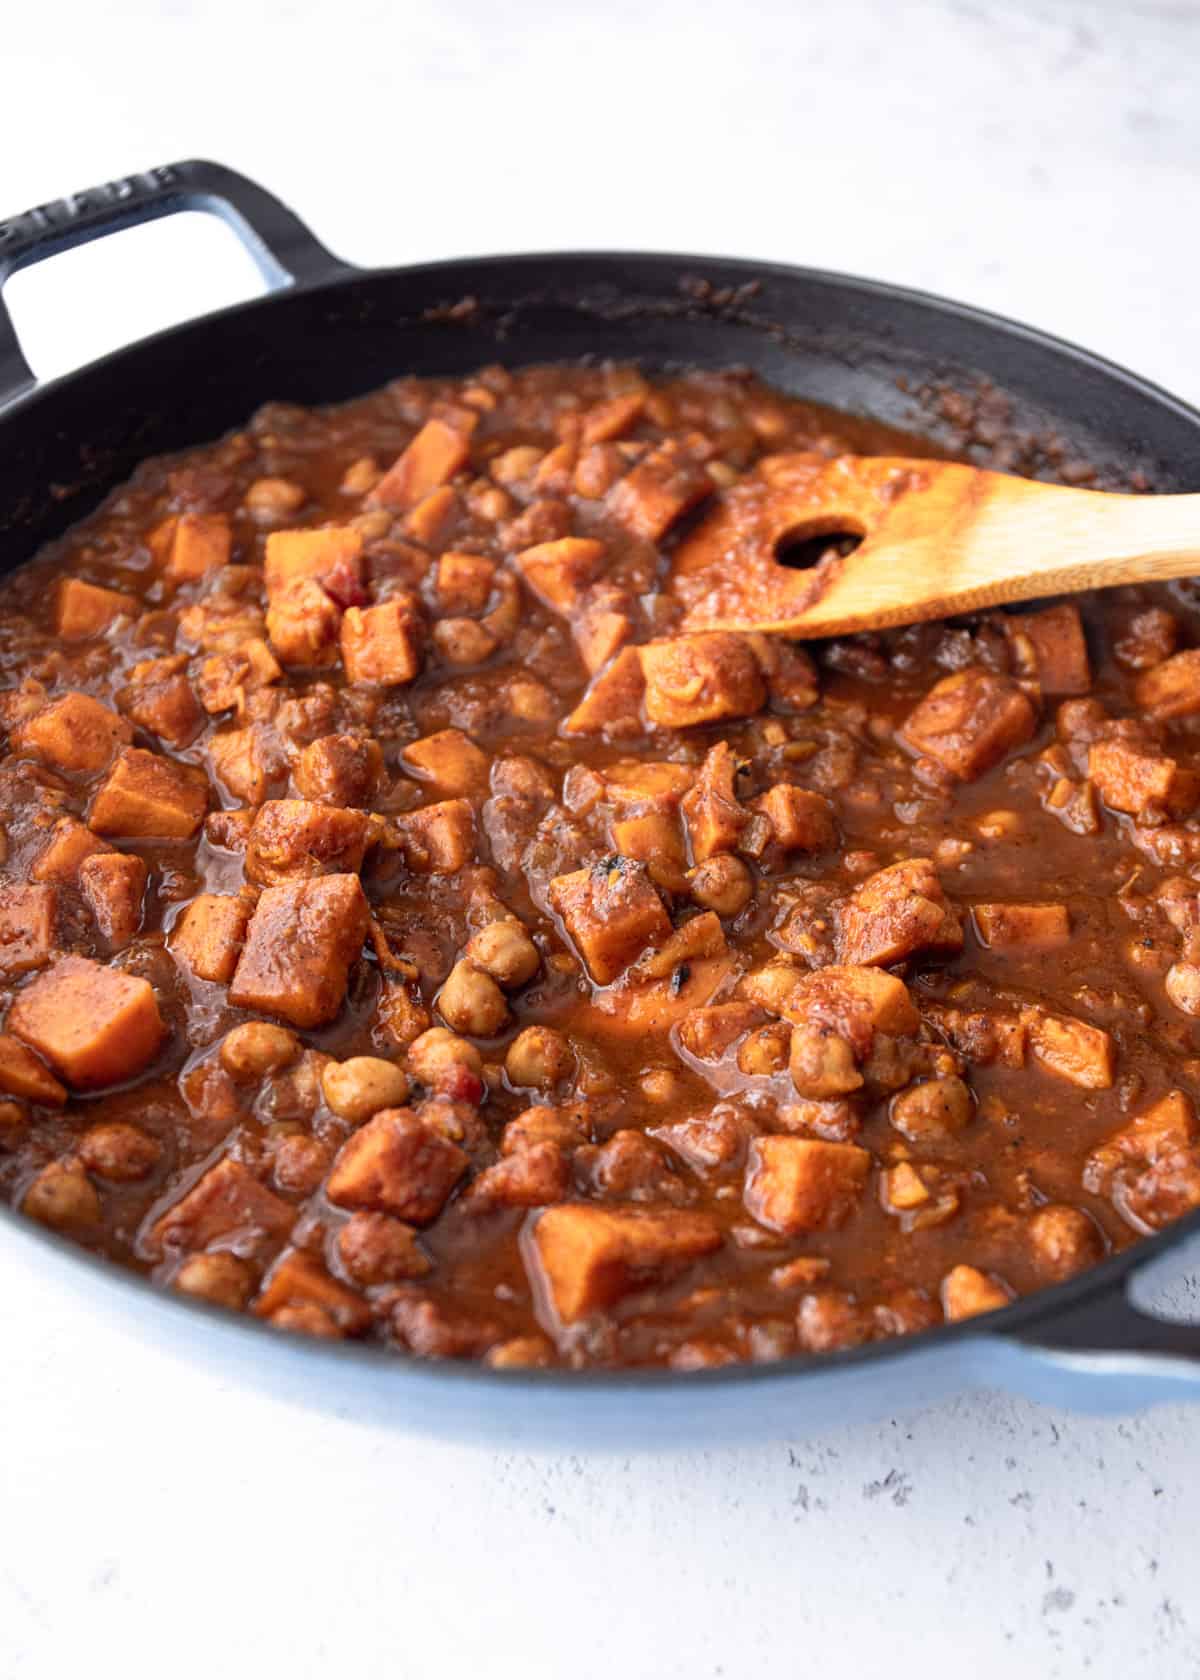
[0,158,352,406]
[1000,1266,1200,1410]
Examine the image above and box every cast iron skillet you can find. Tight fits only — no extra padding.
[1,159,1199,1447]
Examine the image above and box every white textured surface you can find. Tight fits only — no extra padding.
[3,2,1200,1674]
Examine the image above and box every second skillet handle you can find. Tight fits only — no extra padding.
[0,158,353,407]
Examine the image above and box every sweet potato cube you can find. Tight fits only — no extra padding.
[118,655,203,749]
[573,586,635,674]
[640,633,766,729]
[1135,648,1200,721]
[266,577,343,668]
[681,741,751,862]
[549,857,671,984]
[31,818,112,885]
[785,964,919,1052]
[56,578,136,639]
[610,810,689,893]
[341,597,423,686]
[528,1204,721,1323]
[400,728,489,796]
[972,902,1071,949]
[563,646,646,737]
[1004,603,1091,695]
[229,873,370,1028]
[148,1157,295,1257]
[9,954,163,1088]
[403,484,459,547]
[293,733,382,807]
[89,747,207,840]
[900,668,1036,781]
[325,1107,467,1223]
[0,1033,66,1105]
[581,391,645,445]
[435,550,496,613]
[78,852,147,946]
[517,537,607,613]
[12,692,132,774]
[1089,739,1200,821]
[254,1249,371,1335]
[154,512,232,581]
[941,1264,1011,1321]
[754,784,836,853]
[607,439,712,541]
[245,799,370,885]
[0,883,57,977]
[370,415,476,511]
[209,725,278,805]
[581,955,734,1040]
[839,858,963,967]
[171,892,252,983]
[1024,1008,1115,1089]
[744,1136,871,1235]
[264,526,364,597]
[394,799,476,873]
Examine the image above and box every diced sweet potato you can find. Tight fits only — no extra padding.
[900,668,1036,780]
[196,639,282,715]
[264,527,364,597]
[839,858,963,967]
[209,724,279,805]
[369,415,476,510]
[581,955,734,1040]
[31,817,112,885]
[466,1141,571,1212]
[56,578,136,639]
[677,1001,768,1062]
[528,1203,721,1323]
[549,857,671,984]
[403,484,460,547]
[435,550,496,613]
[266,577,342,668]
[747,635,820,712]
[401,728,489,796]
[573,585,635,675]
[0,883,57,977]
[681,742,752,862]
[153,512,232,581]
[171,892,253,983]
[754,783,836,853]
[972,902,1071,949]
[294,733,382,807]
[609,810,689,893]
[394,799,476,874]
[245,799,370,885]
[229,873,369,1028]
[600,760,695,808]
[779,964,918,1051]
[1134,648,1200,721]
[941,1264,1011,1320]
[1004,603,1091,695]
[744,1136,871,1235]
[563,646,646,737]
[326,1106,467,1223]
[1084,1090,1200,1230]
[581,391,645,444]
[78,852,147,946]
[148,1156,295,1256]
[117,655,203,749]
[1089,738,1200,821]
[341,597,423,686]
[1023,1008,1115,1089]
[517,537,607,613]
[12,692,132,774]
[9,953,163,1088]
[607,439,712,541]
[0,1032,66,1105]
[254,1249,371,1335]
[89,747,207,840]
[640,634,766,729]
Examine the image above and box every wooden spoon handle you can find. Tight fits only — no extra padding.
[670,457,1200,638]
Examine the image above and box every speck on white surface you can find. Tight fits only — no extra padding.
[3,2,1200,1675]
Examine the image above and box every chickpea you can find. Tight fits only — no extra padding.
[438,960,509,1037]
[0,1100,28,1143]
[432,618,498,667]
[270,1303,338,1337]
[890,1075,973,1142]
[789,1025,862,1100]
[1166,961,1200,1017]
[687,853,753,917]
[243,476,305,520]
[221,1022,301,1081]
[639,1068,682,1104]
[22,1158,101,1235]
[273,1134,332,1196]
[348,508,393,540]
[736,1024,791,1077]
[322,1056,410,1125]
[174,1252,254,1311]
[487,1335,554,1369]
[78,1122,162,1183]
[407,1026,483,1087]
[504,1025,573,1091]
[1028,1204,1104,1282]
[339,456,381,496]
[466,920,540,988]
[506,677,557,723]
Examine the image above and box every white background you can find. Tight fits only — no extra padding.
[3,2,1200,1675]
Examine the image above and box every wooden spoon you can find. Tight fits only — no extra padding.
[669,453,1200,638]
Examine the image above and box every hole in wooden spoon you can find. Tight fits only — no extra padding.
[774,521,863,571]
